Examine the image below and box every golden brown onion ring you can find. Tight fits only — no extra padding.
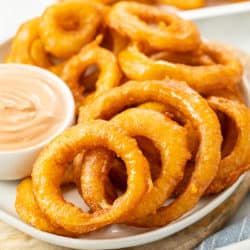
[32,120,152,234]
[39,0,103,58]
[176,97,250,196]
[106,2,200,52]
[5,18,51,68]
[15,163,81,236]
[206,97,250,194]
[79,80,222,226]
[62,37,121,109]
[16,179,74,236]
[119,43,243,94]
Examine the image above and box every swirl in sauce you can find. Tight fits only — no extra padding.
[0,67,68,151]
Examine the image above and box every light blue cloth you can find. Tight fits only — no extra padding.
[195,216,250,250]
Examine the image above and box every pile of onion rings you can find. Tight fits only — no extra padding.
[7,0,250,236]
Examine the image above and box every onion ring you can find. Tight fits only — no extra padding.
[4,18,51,68]
[205,97,250,194]
[32,120,152,234]
[81,108,190,220]
[39,0,103,58]
[15,163,80,236]
[62,37,121,109]
[175,97,250,196]
[16,179,74,236]
[79,80,222,226]
[106,2,200,52]
[118,43,243,94]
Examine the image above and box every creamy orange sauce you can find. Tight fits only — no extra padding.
[0,67,67,151]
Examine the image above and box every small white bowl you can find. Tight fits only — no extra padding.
[0,64,75,180]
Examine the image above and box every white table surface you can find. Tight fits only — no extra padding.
[0,1,249,249]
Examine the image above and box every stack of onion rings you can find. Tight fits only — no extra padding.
[81,108,190,220]
[78,80,222,226]
[7,0,249,236]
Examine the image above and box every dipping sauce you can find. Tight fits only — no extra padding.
[0,66,69,151]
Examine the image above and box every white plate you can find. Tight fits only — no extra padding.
[0,40,249,250]
[179,1,250,20]
[159,1,250,20]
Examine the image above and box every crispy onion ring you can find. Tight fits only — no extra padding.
[157,0,205,9]
[15,163,80,236]
[79,80,222,226]
[176,97,250,196]
[39,0,103,58]
[4,18,51,68]
[16,179,74,236]
[62,37,121,109]
[106,2,200,52]
[205,97,250,194]
[81,108,190,221]
[118,43,243,94]
[32,120,152,234]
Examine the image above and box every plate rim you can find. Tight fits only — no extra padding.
[179,2,250,20]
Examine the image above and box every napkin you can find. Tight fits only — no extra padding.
[196,216,250,250]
